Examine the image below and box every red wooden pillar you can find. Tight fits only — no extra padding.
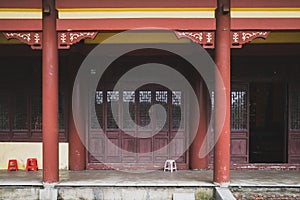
[69,109,86,170]
[42,0,59,183]
[68,53,86,170]
[190,81,208,169]
[214,0,231,185]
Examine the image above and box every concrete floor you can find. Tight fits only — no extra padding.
[0,170,299,187]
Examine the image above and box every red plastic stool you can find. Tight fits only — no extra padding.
[7,159,18,171]
[26,158,38,171]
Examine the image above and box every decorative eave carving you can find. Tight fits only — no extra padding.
[2,31,98,49]
[57,31,97,49]
[175,31,215,49]
[3,31,269,50]
[175,31,270,49]
[3,32,42,49]
[231,31,270,48]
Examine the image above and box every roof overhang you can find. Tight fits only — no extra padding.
[0,0,300,31]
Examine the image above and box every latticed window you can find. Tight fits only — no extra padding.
[0,95,9,130]
[91,90,103,129]
[0,58,67,142]
[123,91,135,129]
[90,88,184,132]
[31,94,42,130]
[0,91,66,141]
[107,91,119,129]
[172,91,184,130]
[58,91,65,130]
[155,91,168,130]
[13,95,28,130]
[290,84,300,130]
[231,90,248,131]
[139,91,152,129]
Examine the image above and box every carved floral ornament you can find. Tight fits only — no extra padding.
[57,32,97,49]
[231,31,270,48]
[175,31,270,48]
[3,31,97,49]
[175,31,215,48]
[3,31,270,49]
[3,32,42,49]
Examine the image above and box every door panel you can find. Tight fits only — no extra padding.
[231,138,247,155]
[231,84,249,164]
[88,86,188,169]
[106,137,121,163]
[288,83,300,164]
[289,134,300,154]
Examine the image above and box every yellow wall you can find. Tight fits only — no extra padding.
[0,142,69,170]
[84,31,191,44]
[251,32,300,44]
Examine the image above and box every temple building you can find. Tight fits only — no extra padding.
[0,0,300,197]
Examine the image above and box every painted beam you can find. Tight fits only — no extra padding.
[0,0,41,8]
[0,19,41,31]
[57,8,215,19]
[231,0,300,8]
[56,0,216,9]
[56,18,216,31]
[231,18,300,30]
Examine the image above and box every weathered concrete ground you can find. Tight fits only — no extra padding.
[0,170,299,199]
[231,187,300,200]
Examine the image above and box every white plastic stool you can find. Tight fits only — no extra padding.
[164,159,177,172]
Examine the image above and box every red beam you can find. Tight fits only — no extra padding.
[0,0,41,8]
[214,0,231,185]
[0,20,42,31]
[56,18,216,31]
[231,18,300,30]
[56,0,216,9]
[1,18,299,32]
[231,0,300,8]
[42,0,59,183]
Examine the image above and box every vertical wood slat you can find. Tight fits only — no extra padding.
[288,83,300,164]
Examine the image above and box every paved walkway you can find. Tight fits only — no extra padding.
[0,170,299,187]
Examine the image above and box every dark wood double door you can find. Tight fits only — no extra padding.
[231,82,300,165]
[88,84,188,169]
[230,82,287,164]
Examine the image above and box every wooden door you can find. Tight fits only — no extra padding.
[88,84,188,169]
[208,83,249,166]
[230,83,249,164]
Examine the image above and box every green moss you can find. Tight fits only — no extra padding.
[195,189,214,200]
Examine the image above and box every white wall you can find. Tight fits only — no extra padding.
[0,142,69,170]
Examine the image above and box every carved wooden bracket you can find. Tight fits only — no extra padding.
[231,31,270,48]
[57,31,97,49]
[175,31,270,49]
[175,31,215,49]
[3,32,42,49]
[3,31,98,49]
[3,31,269,50]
